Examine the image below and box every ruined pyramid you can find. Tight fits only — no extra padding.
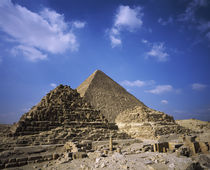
[115,106,190,139]
[77,70,146,122]
[10,85,129,144]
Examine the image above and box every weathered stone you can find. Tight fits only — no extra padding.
[5,162,18,168]
[72,152,87,159]
[16,157,28,162]
[199,142,209,153]
[18,161,27,166]
[64,141,78,153]
[28,156,42,161]
[109,136,113,151]
[115,106,191,139]
[53,153,59,160]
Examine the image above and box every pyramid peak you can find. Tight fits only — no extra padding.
[93,69,106,76]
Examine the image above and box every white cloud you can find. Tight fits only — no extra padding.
[108,5,143,48]
[161,100,168,104]
[12,45,47,62]
[73,21,86,29]
[0,0,79,62]
[192,83,207,90]
[146,42,169,62]
[114,5,143,31]
[110,35,122,48]
[145,85,173,94]
[141,39,148,44]
[121,80,155,87]
[50,83,57,88]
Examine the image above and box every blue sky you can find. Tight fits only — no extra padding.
[0,0,210,123]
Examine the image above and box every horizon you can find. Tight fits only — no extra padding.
[0,0,210,123]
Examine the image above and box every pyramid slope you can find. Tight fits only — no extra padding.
[77,70,146,122]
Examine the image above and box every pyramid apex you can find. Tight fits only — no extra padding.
[93,69,104,74]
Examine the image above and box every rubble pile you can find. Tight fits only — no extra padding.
[116,106,191,139]
[9,85,129,143]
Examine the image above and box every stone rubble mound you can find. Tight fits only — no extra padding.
[7,85,129,146]
[116,106,191,139]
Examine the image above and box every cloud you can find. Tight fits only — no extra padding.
[12,45,47,62]
[110,35,122,48]
[178,0,208,22]
[145,85,173,94]
[158,17,173,26]
[161,100,168,104]
[141,39,148,44]
[114,5,143,31]
[177,0,210,44]
[73,21,86,29]
[50,83,57,88]
[108,5,143,48]
[192,83,207,90]
[0,0,80,62]
[121,80,155,87]
[146,42,169,62]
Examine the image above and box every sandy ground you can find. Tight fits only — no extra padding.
[5,140,210,170]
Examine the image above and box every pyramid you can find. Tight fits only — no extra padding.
[10,85,129,143]
[77,70,191,138]
[115,106,190,139]
[77,70,145,122]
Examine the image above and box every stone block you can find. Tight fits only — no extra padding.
[183,136,196,143]
[168,142,183,151]
[154,142,169,152]
[42,154,53,161]
[8,158,16,163]
[1,159,8,164]
[72,152,87,159]
[28,155,42,161]
[199,142,208,153]
[5,162,18,168]
[18,161,27,166]
[16,157,28,162]
[53,153,59,160]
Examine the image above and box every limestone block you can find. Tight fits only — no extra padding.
[18,161,27,166]
[188,142,200,155]
[5,162,18,168]
[72,152,87,159]
[168,142,183,151]
[53,153,59,160]
[16,157,28,162]
[199,142,209,153]
[28,156,42,161]
[8,158,16,163]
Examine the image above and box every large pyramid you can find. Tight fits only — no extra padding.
[77,70,190,138]
[77,70,145,122]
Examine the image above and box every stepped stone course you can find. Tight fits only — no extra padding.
[7,84,130,146]
[10,84,107,136]
[116,106,191,139]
